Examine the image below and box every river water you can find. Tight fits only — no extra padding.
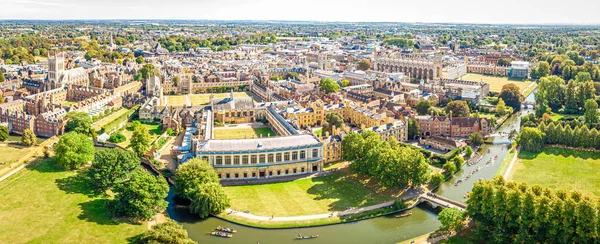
[169,93,535,243]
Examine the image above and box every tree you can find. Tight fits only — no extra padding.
[66,112,93,136]
[565,79,578,111]
[319,78,340,93]
[140,63,158,80]
[108,133,126,143]
[429,173,445,187]
[584,99,599,125]
[576,72,592,83]
[416,100,431,115]
[358,59,371,71]
[445,100,470,117]
[137,220,195,244]
[174,158,219,198]
[129,126,152,157]
[0,69,5,82]
[322,113,343,135]
[188,182,230,218]
[285,72,299,80]
[53,132,95,170]
[451,156,464,169]
[509,129,518,140]
[438,207,466,232]
[21,129,37,147]
[341,79,350,87]
[533,61,550,78]
[517,127,545,153]
[443,161,457,175]
[407,118,420,140]
[495,98,509,116]
[0,126,8,141]
[88,148,139,191]
[135,56,145,64]
[108,170,169,221]
[497,58,511,66]
[465,146,473,158]
[538,76,565,111]
[499,83,523,111]
[341,133,365,161]
[469,132,484,147]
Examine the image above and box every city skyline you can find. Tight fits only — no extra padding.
[2,0,600,25]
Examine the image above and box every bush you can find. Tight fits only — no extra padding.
[108,133,126,143]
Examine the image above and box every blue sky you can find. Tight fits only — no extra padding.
[1,0,599,24]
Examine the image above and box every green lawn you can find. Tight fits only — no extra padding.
[461,73,534,95]
[166,95,188,107]
[117,123,162,148]
[509,147,600,196]
[0,159,146,243]
[182,92,253,106]
[0,145,35,176]
[224,170,398,216]
[92,108,131,131]
[213,127,275,139]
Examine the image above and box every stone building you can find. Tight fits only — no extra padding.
[373,53,442,80]
[211,91,255,124]
[414,112,491,138]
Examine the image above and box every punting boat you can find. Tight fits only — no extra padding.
[211,231,233,238]
[297,234,319,239]
[395,211,413,218]
[216,226,237,233]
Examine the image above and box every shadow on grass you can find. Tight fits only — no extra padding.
[55,173,100,197]
[77,199,120,225]
[306,170,396,212]
[26,158,63,173]
[518,147,600,161]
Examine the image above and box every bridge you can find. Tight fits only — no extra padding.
[522,101,536,108]
[418,193,467,211]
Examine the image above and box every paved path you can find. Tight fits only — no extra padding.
[503,149,520,180]
[226,200,396,222]
[0,163,28,183]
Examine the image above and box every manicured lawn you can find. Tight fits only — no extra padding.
[213,127,275,139]
[461,73,533,95]
[166,95,188,107]
[0,145,35,175]
[188,92,252,105]
[471,112,495,119]
[0,159,146,243]
[224,170,398,216]
[508,147,600,196]
[92,108,131,131]
[117,123,162,148]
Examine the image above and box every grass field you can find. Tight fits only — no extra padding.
[187,92,252,105]
[0,145,35,175]
[92,108,131,131]
[0,159,146,243]
[213,127,275,139]
[461,73,534,95]
[166,95,188,107]
[223,170,398,217]
[117,123,162,148]
[508,147,600,196]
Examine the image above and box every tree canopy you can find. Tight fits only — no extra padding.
[358,59,371,71]
[188,182,230,218]
[438,207,466,232]
[445,100,470,117]
[469,132,484,147]
[319,78,340,93]
[137,220,195,244]
[21,129,37,146]
[129,126,152,157]
[88,148,140,191]
[66,112,93,136]
[416,100,431,115]
[322,112,343,136]
[108,170,169,221]
[498,83,523,111]
[174,158,220,198]
[517,127,545,153]
[53,132,95,170]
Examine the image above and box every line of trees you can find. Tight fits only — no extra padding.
[539,120,600,150]
[535,75,596,116]
[467,176,600,243]
[341,131,430,189]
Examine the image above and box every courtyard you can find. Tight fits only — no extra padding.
[116,123,162,148]
[0,159,146,243]
[223,169,400,217]
[460,73,536,96]
[165,92,254,106]
[507,147,600,196]
[213,125,276,139]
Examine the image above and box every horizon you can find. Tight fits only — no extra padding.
[2,0,600,25]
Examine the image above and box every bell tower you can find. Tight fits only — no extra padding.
[47,50,65,89]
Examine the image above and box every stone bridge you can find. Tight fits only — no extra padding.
[418,193,467,211]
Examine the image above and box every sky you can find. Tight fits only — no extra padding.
[1,0,599,24]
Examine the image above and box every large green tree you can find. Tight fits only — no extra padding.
[108,170,169,221]
[538,76,565,111]
[416,100,431,115]
[322,113,343,135]
[88,148,140,191]
[0,69,5,82]
[584,99,599,125]
[517,127,545,153]
[407,118,420,140]
[498,83,523,111]
[53,132,95,170]
[174,158,219,198]
[445,100,470,117]
[137,220,195,244]
[319,78,340,93]
[66,112,93,136]
[21,129,37,146]
[469,132,484,147]
[129,126,152,157]
[140,63,159,80]
[438,207,466,232]
[358,59,371,71]
[188,182,230,218]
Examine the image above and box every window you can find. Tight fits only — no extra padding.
[251,155,257,164]
[284,152,290,161]
[285,169,289,175]
[268,154,274,163]
[216,156,222,165]
[300,150,306,160]
[301,167,305,173]
[226,173,230,179]
[292,151,298,160]
[233,156,240,165]
[234,173,238,178]
[269,171,273,176]
[259,154,266,163]
[225,156,231,165]
[242,155,249,164]
[312,149,319,158]
[277,170,281,175]
[276,153,282,162]
[252,172,256,178]
[243,173,247,178]
[293,169,297,174]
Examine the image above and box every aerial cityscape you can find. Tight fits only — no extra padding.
[1,3,600,243]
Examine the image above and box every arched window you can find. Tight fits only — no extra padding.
[312,149,319,158]
[292,151,298,160]
[233,155,240,165]
[284,152,290,161]
[216,156,222,165]
[225,156,231,165]
[268,154,274,163]
[242,155,249,164]
[259,154,266,163]
[300,150,306,160]
[276,153,282,162]
[251,155,257,164]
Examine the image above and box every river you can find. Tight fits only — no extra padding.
[168,92,535,243]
